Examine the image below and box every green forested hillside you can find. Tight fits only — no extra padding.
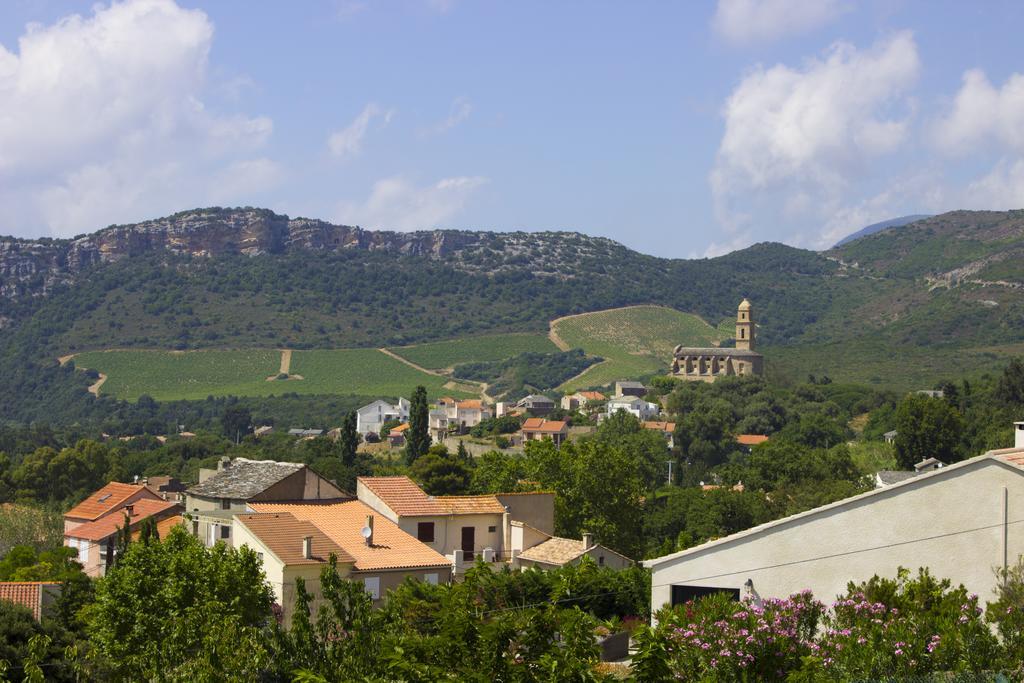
[2,208,1024,425]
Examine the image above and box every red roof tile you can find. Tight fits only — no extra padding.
[64,482,156,522]
[236,512,354,565]
[358,476,447,515]
[643,421,676,432]
[65,499,181,542]
[736,434,770,446]
[0,582,60,620]
[522,419,567,434]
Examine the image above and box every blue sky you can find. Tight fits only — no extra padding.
[1,1,1023,257]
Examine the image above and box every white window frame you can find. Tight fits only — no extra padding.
[424,573,438,585]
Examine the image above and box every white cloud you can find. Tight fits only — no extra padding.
[712,0,847,45]
[326,103,394,159]
[434,96,473,133]
[0,0,277,237]
[962,160,1024,210]
[711,32,920,239]
[932,69,1024,154]
[335,175,488,230]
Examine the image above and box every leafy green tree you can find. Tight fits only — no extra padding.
[221,404,252,443]
[88,525,273,681]
[404,386,431,466]
[469,451,527,493]
[997,357,1024,404]
[893,394,964,469]
[409,445,472,495]
[338,411,359,467]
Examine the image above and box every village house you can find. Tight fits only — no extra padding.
[644,435,1024,619]
[142,476,187,503]
[518,417,569,448]
[516,394,555,416]
[356,476,555,574]
[642,421,676,449]
[614,381,647,398]
[428,398,492,440]
[64,487,182,577]
[245,500,452,610]
[560,391,606,412]
[0,582,61,620]
[63,481,163,535]
[388,422,410,447]
[287,428,323,438]
[511,524,633,571]
[604,395,659,421]
[735,434,769,452]
[185,457,348,548]
[356,398,410,436]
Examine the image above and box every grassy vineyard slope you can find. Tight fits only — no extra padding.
[552,305,726,391]
[388,334,558,370]
[73,348,474,402]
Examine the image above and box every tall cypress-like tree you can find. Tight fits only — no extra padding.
[340,411,359,467]
[405,386,431,465]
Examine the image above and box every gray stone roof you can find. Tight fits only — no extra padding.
[616,381,645,388]
[875,470,918,486]
[188,458,304,500]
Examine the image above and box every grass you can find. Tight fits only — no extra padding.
[73,349,281,402]
[73,348,475,402]
[388,334,558,369]
[552,306,726,391]
[848,441,897,475]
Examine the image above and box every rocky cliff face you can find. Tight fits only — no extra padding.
[0,207,626,300]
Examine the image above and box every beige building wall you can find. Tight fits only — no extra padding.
[582,546,633,570]
[395,513,505,559]
[351,567,453,606]
[647,458,1024,617]
[355,481,400,523]
[498,493,555,535]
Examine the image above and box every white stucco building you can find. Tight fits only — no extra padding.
[604,395,659,421]
[644,446,1024,617]
[356,398,410,436]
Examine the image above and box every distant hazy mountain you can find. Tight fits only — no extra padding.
[833,215,932,248]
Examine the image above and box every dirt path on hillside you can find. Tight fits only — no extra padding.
[378,348,447,377]
[380,348,492,402]
[58,354,76,366]
[88,373,107,396]
[279,349,292,375]
[547,304,671,351]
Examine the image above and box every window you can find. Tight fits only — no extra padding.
[417,522,435,542]
[71,538,87,564]
[671,585,740,607]
[487,525,497,533]
[364,576,381,600]
[220,525,230,539]
[221,499,231,510]
[424,573,439,585]
[598,555,605,566]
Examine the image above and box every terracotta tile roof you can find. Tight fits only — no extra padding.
[522,419,567,433]
[0,582,60,620]
[456,399,483,409]
[736,434,770,446]
[64,482,152,522]
[358,476,447,515]
[235,512,354,565]
[188,458,304,500]
[66,499,181,542]
[643,421,676,432]
[577,391,606,400]
[437,495,506,514]
[389,423,410,435]
[993,448,1024,468]
[249,501,450,571]
[517,537,588,566]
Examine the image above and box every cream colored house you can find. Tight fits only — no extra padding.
[356,476,555,573]
[644,446,1024,618]
[511,522,633,570]
[248,500,452,607]
[185,457,348,547]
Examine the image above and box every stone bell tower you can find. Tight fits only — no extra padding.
[735,299,754,351]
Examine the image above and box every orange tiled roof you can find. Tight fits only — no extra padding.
[389,423,410,435]
[994,449,1024,468]
[643,421,676,432]
[437,495,506,514]
[67,499,181,542]
[64,482,153,522]
[456,399,483,409]
[577,391,606,401]
[0,582,60,620]
[249,500,450,571]
[736,434,770,446]
[522,419,567,433]
[358,476,447,515]
[236,512,354,565]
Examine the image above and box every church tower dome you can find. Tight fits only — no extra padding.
[736,299,755,351]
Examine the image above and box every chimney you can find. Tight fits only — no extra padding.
[582,532,593,549]
[365,515,374,546]
[1015,421,1024,449]
[218,456,231,471]
[302,536,313,560]
[124,504,134,518]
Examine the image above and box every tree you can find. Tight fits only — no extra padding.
[410,445,472,495]
[469,451,527,493]
[404,386,430,465]
[893,394,964,469]
[221,405,252,443]
[996,357,1024,405]
[88,525,273,681]
[338,411,359,467]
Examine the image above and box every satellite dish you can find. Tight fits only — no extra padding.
[360,526,372,539]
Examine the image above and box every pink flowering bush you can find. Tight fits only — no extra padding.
[653,590,823,681]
